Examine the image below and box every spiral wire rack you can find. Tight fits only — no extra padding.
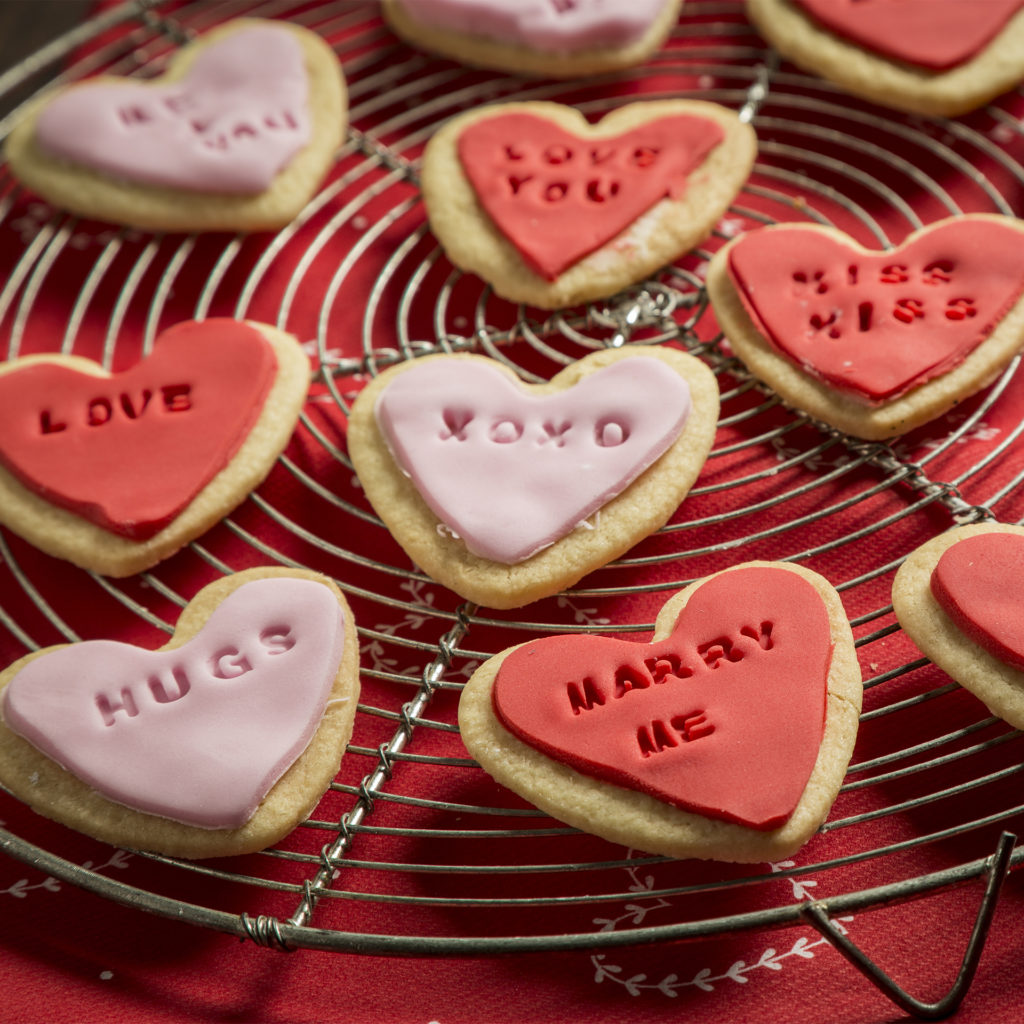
[2,1,1024,1016]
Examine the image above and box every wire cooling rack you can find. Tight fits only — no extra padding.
[3,1,1024,1008]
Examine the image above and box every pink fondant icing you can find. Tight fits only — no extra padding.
[34,25,311,194]
[399,0,671,52]
[1,577,346,830]
[374,356,692,564]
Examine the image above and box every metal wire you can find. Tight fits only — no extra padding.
[1,0,1024,980]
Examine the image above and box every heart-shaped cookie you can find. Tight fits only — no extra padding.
[347,346,719,609]
[894,524,1024,731]
[458,111,725,281]
[382,0,682,78]
[706,216,1024,439]
[0,319,310,576]
[747,0,1024,116]
[793,0,1024,71]
[421,99,756,308]
[0,568,360,858]
[459,562,861,862]
[4,19,346,232]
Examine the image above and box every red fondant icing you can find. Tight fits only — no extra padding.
[726,219,1024,403]
[793,0,1023,71]
[931,532,1024,671]
[0,319,277,539]
[492,567,833,830]
[457,112,725,280]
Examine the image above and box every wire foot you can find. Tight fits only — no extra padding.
[799,831,1016,1020]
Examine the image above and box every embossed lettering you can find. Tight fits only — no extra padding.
[945,297,977,321]
[595,419,629,447]
[809,311,841,339]
[96,687,139,726]
[613,663,651,699]
[87,397,113,427]
[631,146,660,168]
[644,653,693,683]
[490,419,524,444]
[539,420,572,446]
[637,710,713,757]
[543,144,572,164]
[118,105,153,126]
[793,269,829,294]
[260,626,296,655]
[147,666,192,703]
[95,625,298,726]
[699,636,744,669]
[923,259,954,285]
[440,408,474,441]
[893,297,925,324]
[507,174,533,196]
[160,384,192,412]
[857,302,873,332]
[671,710,714,741]
[120,389,153,420]
[880,263,910,284]
[741,621,773,650]
[39,411,67,435]
[567,676,605,715]
[210,648,252,679]
[637,717,678,757]
[586,178,620,203]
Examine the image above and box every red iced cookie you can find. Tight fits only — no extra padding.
[893,525,1024,734]
[793,0,1024,71]
[0,319,311,576]
[459,562,862,862]
[931,531,1024,671]
[421,99,756,309]
[457,111,724,280]
[747,0,1024,117]
[706,216,1024,439]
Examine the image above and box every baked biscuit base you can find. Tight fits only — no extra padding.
[4,18,346,233]
[0,567,360,859]
[893,523,1024,731]
[747,0,1024,117]
[421,99,756,309]
[382,0,682,78]
[705,216,1024,441]
[459,561,862,863]
[347,345,719,609]
[0,322,311,577]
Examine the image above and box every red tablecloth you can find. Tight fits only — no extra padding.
[4,3,1024,1023]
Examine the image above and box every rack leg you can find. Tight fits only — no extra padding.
[798,831,1016,1020]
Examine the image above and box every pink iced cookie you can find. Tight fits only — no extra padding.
[347,346,719,609]
[382,0,683,77]
[4,18,346,231]
[0,568,361,859]
[34,24,311,194]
